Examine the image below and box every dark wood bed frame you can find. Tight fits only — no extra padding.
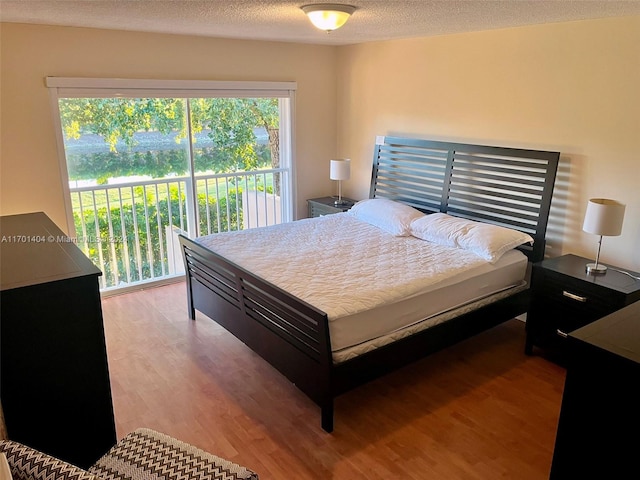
[179,136,560,432]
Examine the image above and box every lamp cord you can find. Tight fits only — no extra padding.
[610,268,640,281]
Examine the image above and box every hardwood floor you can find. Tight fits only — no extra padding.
[101,282,565,479]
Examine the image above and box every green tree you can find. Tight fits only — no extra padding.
[190,98,279,170]
[60,98,186,151]
[59,97,281,187]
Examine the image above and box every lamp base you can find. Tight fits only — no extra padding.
[334,199,349,206]
[586,263,607,275]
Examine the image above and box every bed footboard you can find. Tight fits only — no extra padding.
[178,234,336,431]
[176,136,559,433]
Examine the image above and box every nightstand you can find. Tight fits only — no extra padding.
[525,253,640,361]
[307,196,356,218]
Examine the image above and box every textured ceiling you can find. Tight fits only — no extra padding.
[1,0,639,46]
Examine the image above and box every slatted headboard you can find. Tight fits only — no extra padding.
[370,136,560,262]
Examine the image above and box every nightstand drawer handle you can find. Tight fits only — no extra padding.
[562,290,587,303]
[556,329,568,338]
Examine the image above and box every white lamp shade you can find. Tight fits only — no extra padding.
[330,159,351,181]
[582,198,625,236]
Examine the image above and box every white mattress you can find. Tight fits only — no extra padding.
[196,213,528,355]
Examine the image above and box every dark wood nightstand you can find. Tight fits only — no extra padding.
[525,253,640,361]
[307,196,356,217]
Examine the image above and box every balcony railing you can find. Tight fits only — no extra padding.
[69,169,286,292]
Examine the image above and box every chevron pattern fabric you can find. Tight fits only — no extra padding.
[0,440,100,480]
[88,428,258,480]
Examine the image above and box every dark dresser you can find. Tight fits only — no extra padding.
[550,299,640,479]
[0,212,116,467]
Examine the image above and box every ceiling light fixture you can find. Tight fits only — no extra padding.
[301,4,356,32]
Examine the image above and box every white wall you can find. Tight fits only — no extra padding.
[336,16,640,271]
[2,17,639,272]
[0,23,337,229]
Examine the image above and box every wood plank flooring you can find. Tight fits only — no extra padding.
[101,282,565,479]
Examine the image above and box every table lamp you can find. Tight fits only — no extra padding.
[582,198,625,274]
[330,159,350,206]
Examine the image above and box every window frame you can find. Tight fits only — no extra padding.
[46,76,297,235]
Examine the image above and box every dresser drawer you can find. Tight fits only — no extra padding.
[309,203,340,217]
[307,197,355,218]
[540,298,604,338]
[535,272,625,320]
[528,295,595,350]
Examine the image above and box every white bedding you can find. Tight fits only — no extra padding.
[195,213,528,356]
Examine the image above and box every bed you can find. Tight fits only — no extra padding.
[178,136,560,432]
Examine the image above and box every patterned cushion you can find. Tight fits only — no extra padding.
[88,428,258,480]
[0,440,100,480]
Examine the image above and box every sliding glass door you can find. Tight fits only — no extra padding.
[48,78,296,292]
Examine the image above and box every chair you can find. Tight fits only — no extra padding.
[0,428,258,480]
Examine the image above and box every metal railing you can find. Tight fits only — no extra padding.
[69,169,286,291]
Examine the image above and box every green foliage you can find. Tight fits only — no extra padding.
[74,186,243,288]
[60,98,186,151]
[63,96,283,289]
[66,145,271,181]
[59,97,279,177]
[190,98,279,172]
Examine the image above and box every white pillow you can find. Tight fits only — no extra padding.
[348,198,425,236]
[408,212,469,247]
[410,213,533,263]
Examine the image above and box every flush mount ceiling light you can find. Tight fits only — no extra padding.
[301,4,357,32]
